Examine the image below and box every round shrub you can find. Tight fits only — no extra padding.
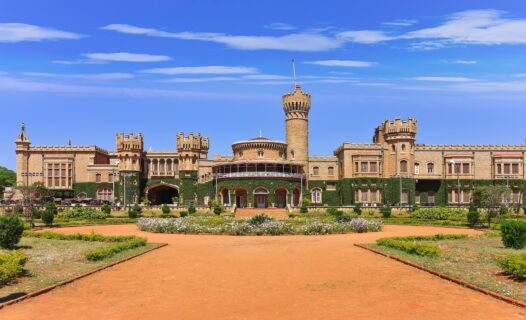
[41,208,54,225]
[45,203,58,215]
[300,205,308,214]
[467,204,480,228]
[501,220,526,249]
[132,204,142,214]
[0,215,24,249]
[248,214,273,226]
[213,205,222,215]
[161,204,171,215]
[179,210,188,217]
[31,208,41,219]
[188,205,196,214]
[353,203,362,215]
[381,205,392,218]
[128,209,138,219]
[101,204,111,215]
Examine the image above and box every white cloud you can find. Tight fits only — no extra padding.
[84,52,171,62]
[453,60,477,64]
[514,74,526,77]
[101,24,341,51]
[264,23,296,31]
[22,72,134,80]
[382,19,418,27]
[52,59,107,65]
[163,77,237,83]
[0,23,82,42]
[141,66,258,75]
[305,60,375,67]
[336,30,394,44]
[412,76,477,82]
[242,74,290,80]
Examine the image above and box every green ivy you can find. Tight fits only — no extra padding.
[73,182,120,199]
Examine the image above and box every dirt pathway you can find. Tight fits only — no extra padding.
[1,224,524,320]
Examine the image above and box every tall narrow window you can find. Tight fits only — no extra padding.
[462,163,470,174]
[400,160,408,173]
[414,163,420,175]
[370,162,378,172]
[95,173,101,182]
[108,174,114,182]
[512,163,519,174]
[311,188,322,204]
[497,164,502,174]
[328,167,334,176]
[312,166,319,176]
[504,163,511,174]
[427,163,434,174]
[361,162,368,172]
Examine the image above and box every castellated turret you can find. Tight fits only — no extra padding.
[15,123,31,186]
[116,132,144,172]
[283,84,311,165]
[373,117,417,176]
[176,132,209,171]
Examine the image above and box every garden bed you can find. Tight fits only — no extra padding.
[138,215,382,236]
[367,233,526,302]
[0,234,156,303]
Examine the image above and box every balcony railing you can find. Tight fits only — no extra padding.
[215,171,303,179]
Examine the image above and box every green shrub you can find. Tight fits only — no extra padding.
[58,207,109,220]
[467,204,480,227]
[0,250,28,284]
[132,204,142,214]
[213,205,222,215]
[41,208,54,226]
[412,204,419,212]
[128,208,138,219]
[376,234,469,257]
[501,220,526,249]
[85,237,147,261]
[14,205,23,216]
[179,210,188,217]
[45,203,58,215]
[327,208,344,217]
[353,203,362,215]
[409,208,466,220]
[161,204,171,215]
[101,204,112,215]
[498,253,526,278]
[0,215,24,249]
[300,205,308,214]
[335,214,353,223]
[31,208,41,219]
[24,230,138,243]
[248,214,273,225]
[381,205,392,218]
[188,205,196,214]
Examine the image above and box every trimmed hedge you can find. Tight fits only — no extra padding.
[85,237,147,261]
[0,250,28,284]
[501,220,526,249]
[409,208,466,220]
[23,230,140,243]
[498,253,526,278]
[376,234,469,257]
[58,206,109,220]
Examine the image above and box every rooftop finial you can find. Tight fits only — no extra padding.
[259,129,262,138]
[291,58,297,87]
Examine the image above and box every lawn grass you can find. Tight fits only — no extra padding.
[368,233,526,302]
[0,237,156,302]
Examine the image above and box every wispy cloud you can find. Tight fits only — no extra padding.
[305,60,375,67]
[514,74,526,77]
[336,30,394,44]
[0,23,82,42]
[452,60,477,64]
[382,19,418,27]
[52,59,107,65]
[101,24,342,51]
[22,72,134,81]
[163,77,237,83]
[141,66,258,75]
[242,74,290,80]
[412,76,476,82]
[264,22,296,31]
[84,52,171,62]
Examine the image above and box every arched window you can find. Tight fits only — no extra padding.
[427,163,434,174]
[108,173,114,182]
[311,188,322,204]
[96,186,112,201]
[401,144,406,151]
[400,160,408,173]
[312,166,319,176]
[328,166,334,176]
[391,145,396,152]
[95,173,101,182]
[290,150,295,160]
[257,150,264,158]
[239,151,243,158]
[414,163,420,175]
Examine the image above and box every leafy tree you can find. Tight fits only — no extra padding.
[0,166,16,198]
[16,182,49,227]
[473,185,511,227]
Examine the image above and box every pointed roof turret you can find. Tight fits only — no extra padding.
[16,122,30,144]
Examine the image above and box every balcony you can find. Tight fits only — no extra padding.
[215,171,303,180]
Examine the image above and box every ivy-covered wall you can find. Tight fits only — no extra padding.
[308,180,340,206]
[73,182,121,199]
[215,178,301,205]
[179,171,198,205]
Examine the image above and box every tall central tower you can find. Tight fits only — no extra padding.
[283,84,311,164]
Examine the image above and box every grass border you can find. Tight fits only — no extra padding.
[0,242,168,310]
[354,243,526,309]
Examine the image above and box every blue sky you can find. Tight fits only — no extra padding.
[2,0,526,170]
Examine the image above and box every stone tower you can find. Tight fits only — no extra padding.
[176,132,209,171]
[283,84,311,165]
[15,122,31,186]
[374,117,417,177]
[116,132,144,172]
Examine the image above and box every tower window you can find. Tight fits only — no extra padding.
[239,151,243,158]
[257,150,264,158]
[391,145,396,152]
[400,160,408,173]
[401,144,406,151]
[290,150,295,160]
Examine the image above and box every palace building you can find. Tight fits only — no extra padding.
[8,84,526,208]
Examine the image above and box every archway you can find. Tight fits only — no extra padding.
[275,188,287,208]
[221,188,230,206]
[235,188,248,208]
[147,184,179,205]
[292,188,300,207]
[253,187,269,208]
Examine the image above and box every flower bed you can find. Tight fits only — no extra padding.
[137,216,382,236]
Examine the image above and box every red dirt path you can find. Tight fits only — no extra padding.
[1,224,525,320]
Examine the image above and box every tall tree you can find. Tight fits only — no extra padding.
[0,166,16,198]
[473,185,511,227]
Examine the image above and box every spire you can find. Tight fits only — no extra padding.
[291,58,297,87]
[16,122,30,144]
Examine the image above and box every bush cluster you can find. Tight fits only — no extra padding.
[381,205,392,218]
[0,250,28,284]
[161,204,171,215]
[467,204,480,227]
[85,237,147,261]
[23,230,139,242]
[498,253,526,278]
[501,220,526,249]
[58,206,109,220]
[179,210,188,217]
[376,234,468,257]
[0,215,25,249]
[188,205,196,214]
[353,203,362,215]
[101,204,112,215]
[213,205,222,215]
[41,203,58,226]
[137,216,382,236]
[409,208,466,221]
